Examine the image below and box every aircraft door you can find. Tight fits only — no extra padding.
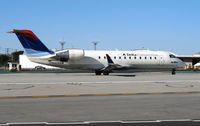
[159,56,165,65]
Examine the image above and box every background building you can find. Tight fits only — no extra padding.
[19,55,59,70]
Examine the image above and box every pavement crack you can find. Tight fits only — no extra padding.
[23,85,35,89]
[165,84,194,88]
[1,85,35,91]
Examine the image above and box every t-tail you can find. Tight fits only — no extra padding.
[8,29,54,57]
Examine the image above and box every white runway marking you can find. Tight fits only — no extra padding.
[1,119,200,125]
[0,80,200,85]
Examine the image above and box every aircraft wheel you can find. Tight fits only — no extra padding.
[95,70,102,75]
[172,69,176,75]
[103,71,109,75]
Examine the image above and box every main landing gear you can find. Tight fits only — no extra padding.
[95,70,110,75]
[103,71,109,75]
[95,70,102,75]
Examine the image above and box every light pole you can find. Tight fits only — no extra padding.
[59,40,66,50]
[92,41,99,50]
[5,48,9,55]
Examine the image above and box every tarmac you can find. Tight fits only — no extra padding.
[1,71,200,124]
[0,71,200,98]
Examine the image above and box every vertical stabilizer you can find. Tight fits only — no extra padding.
[9,29,54,57]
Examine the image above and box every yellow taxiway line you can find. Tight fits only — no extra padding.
[0,91,200,99]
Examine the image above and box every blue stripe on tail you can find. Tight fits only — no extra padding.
[12,29,54,57]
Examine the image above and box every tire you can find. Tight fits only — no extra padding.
[172,69,176,75]
[95,70,102,75]
[103,71,109,75]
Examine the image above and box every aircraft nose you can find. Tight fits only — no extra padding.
[177,59,186,69]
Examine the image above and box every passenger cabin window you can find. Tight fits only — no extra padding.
[155,57,157,60]
[145,57,147,59]
[150,57,152,59]
[98,56,101,59]
[169,54,176,58]
[124,57,126,59]
[104,56,106,59]
[119,56,121,59]
[140,57,142,59]
[114,56,116,59]
[134,57,136,59]
[129,57,131,59]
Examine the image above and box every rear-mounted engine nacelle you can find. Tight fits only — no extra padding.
[56,49,84,61]
[68,49,85,60]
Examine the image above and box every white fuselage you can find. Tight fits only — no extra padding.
[28,49,186,72]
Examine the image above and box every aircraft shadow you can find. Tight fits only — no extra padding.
[112,74,136,77]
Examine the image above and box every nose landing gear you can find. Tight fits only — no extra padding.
[172,69,176,75]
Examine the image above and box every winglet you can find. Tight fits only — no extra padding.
[106,54,114,64]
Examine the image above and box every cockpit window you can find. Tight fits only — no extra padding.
[169,54,176,58]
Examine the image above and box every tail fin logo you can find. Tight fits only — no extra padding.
[9,29,54,56]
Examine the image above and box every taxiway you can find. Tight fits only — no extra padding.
[0,72,200,123]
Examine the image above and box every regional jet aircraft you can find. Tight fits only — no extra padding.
[9,29,186,75]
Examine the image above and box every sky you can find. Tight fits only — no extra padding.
[0,0,200,55]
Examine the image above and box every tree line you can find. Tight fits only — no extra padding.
[0,51,24,66]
